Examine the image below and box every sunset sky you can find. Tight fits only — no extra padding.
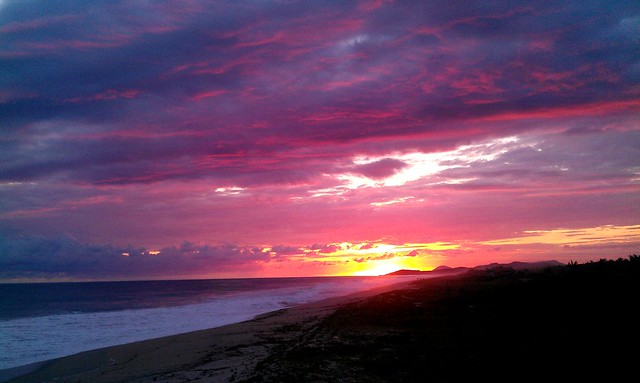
[1,0,639,281]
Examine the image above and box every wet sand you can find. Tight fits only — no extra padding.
[6,261,639,382]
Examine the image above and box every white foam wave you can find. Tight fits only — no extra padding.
[0,275,419,370]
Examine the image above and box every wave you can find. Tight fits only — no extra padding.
[0,275,420,370]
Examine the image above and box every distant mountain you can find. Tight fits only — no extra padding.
[384,260,563,276]
[384,266,470,276]
[384,269,427,276]
[473,260,564,271]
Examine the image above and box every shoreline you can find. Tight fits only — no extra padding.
[9,261,634,382]
[2,275,433,382]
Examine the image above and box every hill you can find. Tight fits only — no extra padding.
[384,260,563,276]
[251,256,640,382]
[384,266,470,276]
[472,259,563,270]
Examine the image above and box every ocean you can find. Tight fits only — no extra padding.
[0,275,419,370]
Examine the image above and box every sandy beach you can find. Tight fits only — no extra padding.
[5,259,639,382]
[3,278,425,383]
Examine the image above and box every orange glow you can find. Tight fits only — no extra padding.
[352,256,434,276]
[355,261,402,276]
[290,241,454,276]
[481,224,640,247]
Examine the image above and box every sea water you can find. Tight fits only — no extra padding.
[0,275,419,370]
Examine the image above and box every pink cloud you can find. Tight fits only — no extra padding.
[65,89,142,103]
[451,70,504,96]
[190,90,227,101]
[477,99,640,122]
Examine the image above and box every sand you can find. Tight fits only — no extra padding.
[3,278,423,383]
[5,261,639,382]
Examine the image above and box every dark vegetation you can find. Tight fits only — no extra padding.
[246,256,640,382]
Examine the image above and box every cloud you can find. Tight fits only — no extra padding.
[353,250,420,263]
[0,1,638,279]
[352,158,408,179]
[2,0,637,186]
[268,245,304,256]
[0,235,271,280]
[434,130,640,195]
[319,244,342,254]
[481,225,640,247]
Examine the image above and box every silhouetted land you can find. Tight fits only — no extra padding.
[247,256,640,382]
[6,257,639,382]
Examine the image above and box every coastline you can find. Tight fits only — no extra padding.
[2,276,428,383]
[6,260,637,382]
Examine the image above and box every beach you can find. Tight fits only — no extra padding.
[5,259,639,382]
[2,278,422,382]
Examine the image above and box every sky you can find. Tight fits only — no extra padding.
[1,0,639,281]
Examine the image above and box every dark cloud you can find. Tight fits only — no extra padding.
[269,245,304,256]
[352,158,408,179]
[0,235,270,280]
[319,244,341,254]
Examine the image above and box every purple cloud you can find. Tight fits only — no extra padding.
[0,235,270,280]
[352,158,408,179]
[1,0,638,279]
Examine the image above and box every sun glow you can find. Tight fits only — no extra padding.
[351,255,432,276]
[355,260,405,276]
[274,241,458,277]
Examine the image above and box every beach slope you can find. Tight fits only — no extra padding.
[5,279,420,382]
[7,258,639,382]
